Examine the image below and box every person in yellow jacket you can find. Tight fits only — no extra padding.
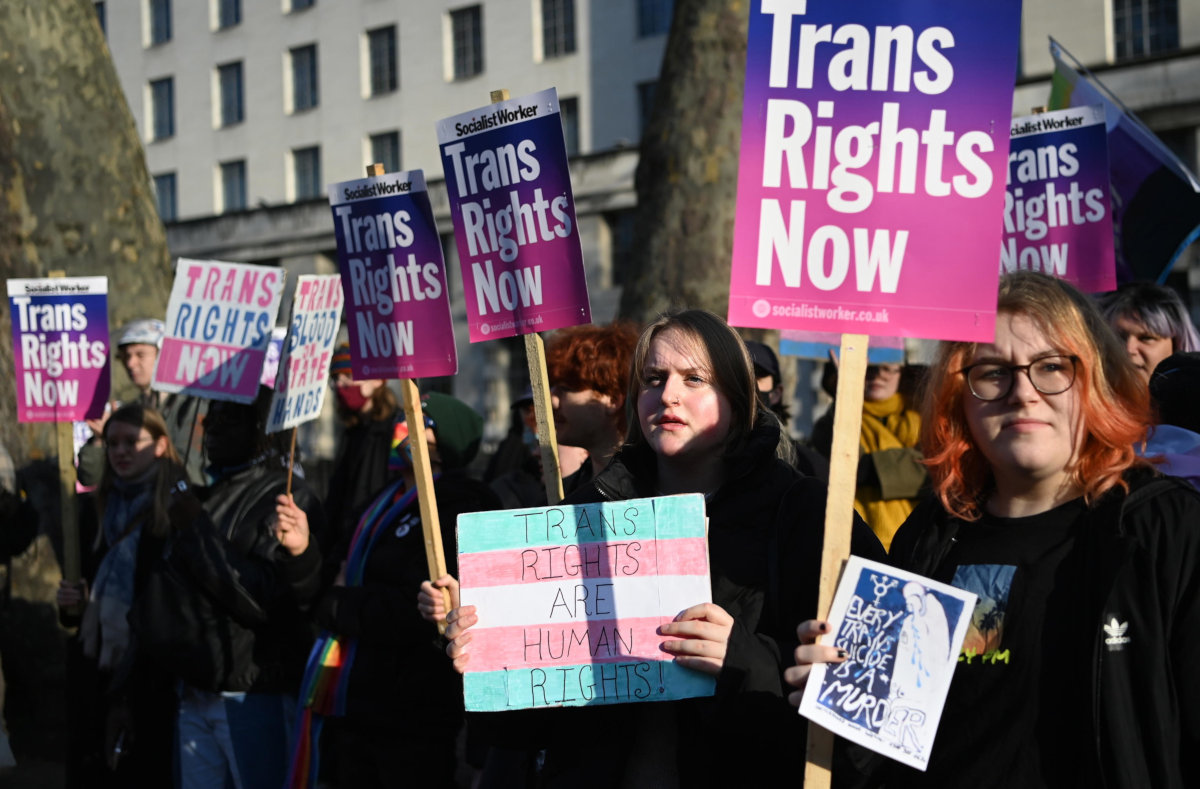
[811,361,927,550]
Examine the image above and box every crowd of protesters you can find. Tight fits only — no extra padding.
[8,271,1193,787]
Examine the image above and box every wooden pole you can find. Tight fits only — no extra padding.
[803,332,869,789]
[286,427,297,496]
[49,271,81,590]
[487,87,565,504]
[365,162,451,633]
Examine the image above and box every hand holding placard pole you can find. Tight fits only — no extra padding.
[489,87,564,505]
[804,332,869,789]
[365,162,451,633]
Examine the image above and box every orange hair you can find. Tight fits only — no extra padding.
[546,322,640,408]
[921,272,1151,521]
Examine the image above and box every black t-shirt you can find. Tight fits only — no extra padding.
[890,497,1102,788]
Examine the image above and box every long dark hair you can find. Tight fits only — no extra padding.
[98,403,185,539]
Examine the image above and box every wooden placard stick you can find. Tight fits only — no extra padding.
[489,87,564,505]
[286,427,297,496]
[48,271,82,598]
[803,332,870,789]
[366,162,451,633]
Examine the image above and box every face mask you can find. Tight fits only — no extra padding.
[336,385,370,413]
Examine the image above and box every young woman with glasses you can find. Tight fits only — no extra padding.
[787,272,1200,788]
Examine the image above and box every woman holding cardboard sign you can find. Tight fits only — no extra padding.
[787,272,1200,788]
[441,309,884,786]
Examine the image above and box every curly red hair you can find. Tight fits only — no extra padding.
[545,322,640,408]
[922,272,1151,521]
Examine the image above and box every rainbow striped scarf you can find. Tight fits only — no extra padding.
[284,475,432,788]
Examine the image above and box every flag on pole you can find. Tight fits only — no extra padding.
[1047,37,1200,284]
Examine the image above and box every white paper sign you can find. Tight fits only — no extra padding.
[799,556,976,771]
[266,274,344,432]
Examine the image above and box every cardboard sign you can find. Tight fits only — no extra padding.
[266,275,344,433]
[328,169,458,379]
[457,494,715,711]
[1002,106,1115,292]
[156,259,285,403]
[781,330,904,363]
[729,0,1022,342]
[7,277,109,422]
[799,556,976,771]
[437,88,591,341]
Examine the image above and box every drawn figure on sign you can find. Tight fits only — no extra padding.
[883,582,950,757]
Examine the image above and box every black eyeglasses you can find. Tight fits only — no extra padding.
[959,355,1079,401]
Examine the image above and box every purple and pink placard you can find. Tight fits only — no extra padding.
[7,277,110,422]
[437,88,591,342]
[328,170,458,379]
[458,494,715,711]
[729,0,1022,343]
[155,259,285,404]
[1003,106,1115,293]
[266,275,344,433]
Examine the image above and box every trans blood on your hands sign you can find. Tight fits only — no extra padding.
[328,169,458,379]
[266,274,344,433]
[8,277,110,422]
[156,259,285,403]
[1003,106,1114,293]
[729,0,1022,342]
[437,88,591,342]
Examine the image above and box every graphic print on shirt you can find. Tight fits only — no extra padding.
[951,564,1016,663]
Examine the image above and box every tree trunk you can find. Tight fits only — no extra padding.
[618,0,749,324]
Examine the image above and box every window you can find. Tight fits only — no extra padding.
[559,97,579,157]
[542,0,576,58]
[218,62,244,126]
[637,80,657,138]
[637,0,673,37]
[220,160,247,212]
[290,0,315,11]
[451,6,484,80]
[292,146,322,201]
[218,0,240,28]
[368,26,398,95]
[370,131,401,173]
[1112,0,1179,61]
[153,173,177,222]
[95,2,106,35]
[149,77,174,140]
[290,44,319,111]
[149,0,171,44]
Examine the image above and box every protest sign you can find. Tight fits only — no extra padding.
[1049,39,1200,284]
[437,87,591,342]
[1003,106,1114,292]
[800,556,975,771]
[729,0,1022,342]
[266,275,344,433]
[328,169,458,379]
[261,327,288,389]
[155,259,285,404]
[781,330,904,363]
[8,277,109,422]
[457,494,715,711]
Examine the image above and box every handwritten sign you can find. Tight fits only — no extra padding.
[437,87,591,342]
[328,169,458,379]
[457,494,714,711]
[729,0,1022,342]
[799,556,975,771]
[155,258,285,403]
[1002,106,1114,292]
[7,277,109,422]
[266,275,344,433]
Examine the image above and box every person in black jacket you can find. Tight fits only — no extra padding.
[440,310,884,787]
[178,389,325,789]
[788,272,1200,788]
[299,391,500,789]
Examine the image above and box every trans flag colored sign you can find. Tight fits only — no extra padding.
[328,169,458,379]
[729,0,1022,342]
[8,277,109,422]
[457,494,715,711]
[437,88,591,342]
[1002,106,1115,293]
